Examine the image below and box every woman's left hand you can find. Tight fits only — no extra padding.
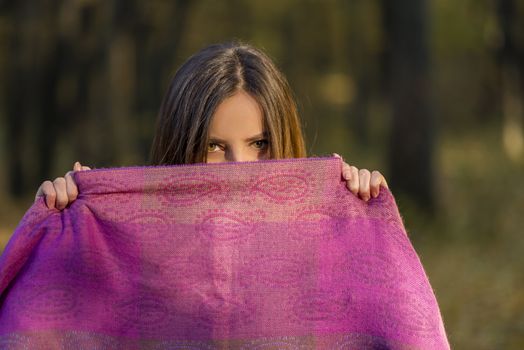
[333,153,389,202]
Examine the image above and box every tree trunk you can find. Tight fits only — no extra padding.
[381,0,435,212]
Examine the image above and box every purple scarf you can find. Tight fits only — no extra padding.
[0,157,450,349]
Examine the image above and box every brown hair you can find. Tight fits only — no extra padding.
[149,41,306,165]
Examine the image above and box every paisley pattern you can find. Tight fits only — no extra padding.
[158,256,211,292]
[291,288,353,323]
[195,208,261,242]
[196,292,256,328]
[156,175,224,206]
[64,249,122,281]
[244,253,310,288]
[113,296,171,334]
[250,171,310,203]
[0,157,450,349]
[15,283,79,322]
[292,205,347,240]
[104,210,173,244]
[333,251,403,288]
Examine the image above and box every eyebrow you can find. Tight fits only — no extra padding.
[209,131,268,144]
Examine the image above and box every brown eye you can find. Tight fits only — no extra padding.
[253,139,269,150]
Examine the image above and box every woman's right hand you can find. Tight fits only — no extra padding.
[35,161,91,210]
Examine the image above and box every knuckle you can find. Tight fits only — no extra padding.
[359,179,370,189]
[53,177,66,185]
[42,186,56,197]
[42,180,54,188]
[371,175,381,186]
[359,168,370,176]
[67,187,78,199]
[42,181,54,192]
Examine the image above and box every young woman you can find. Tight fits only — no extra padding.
[35,41,388,209]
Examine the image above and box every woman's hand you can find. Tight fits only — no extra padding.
[333,153,388,202]
[34,161,91,210]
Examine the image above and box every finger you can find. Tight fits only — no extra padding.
[370,170,384,198]
[53,177,68,210]
[65,171,79,201]
[74,161,91,172]
[35,180,50,201]
[347,166,359,195]
[35,184,44,202]
[381,176,389,189]
[341,162,352,181]
[38,181,56,209]
[332,153,343,161]
[358,169,371,201]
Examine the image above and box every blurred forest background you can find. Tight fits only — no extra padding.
[0,0,523,348]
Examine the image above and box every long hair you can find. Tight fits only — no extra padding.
[149,41,306,165]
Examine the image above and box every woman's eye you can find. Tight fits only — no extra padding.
[207,143,221,152]
[253,139,269,150]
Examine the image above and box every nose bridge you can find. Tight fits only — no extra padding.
[226,144,248,162]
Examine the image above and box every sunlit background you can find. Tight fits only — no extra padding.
[1,0,523,348]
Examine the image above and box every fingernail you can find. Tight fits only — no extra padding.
[343,170,351,180]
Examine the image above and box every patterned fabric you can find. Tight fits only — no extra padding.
[0,157,450,349]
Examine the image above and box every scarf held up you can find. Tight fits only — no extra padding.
[0,157,450,349]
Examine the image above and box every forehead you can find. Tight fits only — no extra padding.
[209,90,264,139]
